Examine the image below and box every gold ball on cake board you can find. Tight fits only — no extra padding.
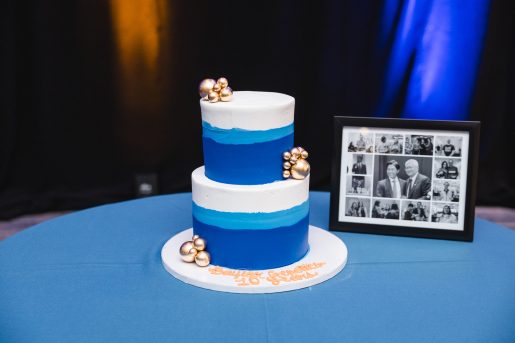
[179,241,195,256]
[283,151,291,160]
[199,79,216,98]
[192,234,200,241]
[193,237,206,251]
[208,91,220,103]
[195,251,211,267]
[219,87,233,102]
[182,248,198,263]
[301,150,309,159]
[289,156,298,165]
[217,77,228,89]
[290,147,300,158]
[283,161,291,170]
[283,170,291,178]
[291,159,310,180]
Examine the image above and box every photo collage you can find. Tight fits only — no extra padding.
[340,129,468,230]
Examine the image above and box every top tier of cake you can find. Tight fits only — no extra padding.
[200,91,295,185]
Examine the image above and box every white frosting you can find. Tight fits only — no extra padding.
[200,91,295,130]
[192,166,309,213]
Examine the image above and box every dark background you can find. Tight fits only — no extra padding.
[1,0,514,219]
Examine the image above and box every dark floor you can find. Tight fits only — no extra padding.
[1,207,514,241]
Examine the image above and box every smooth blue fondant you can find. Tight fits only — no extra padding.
[193,215,310,270]
[202,121,294,144]
[192,201,309,230]
[203,134,293,185]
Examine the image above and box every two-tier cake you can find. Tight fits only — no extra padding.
[192,90,310,270]
[162,79,347,293]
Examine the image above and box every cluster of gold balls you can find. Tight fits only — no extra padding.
[198,77,233,103]
[282,147,310,180]
[179,234,210,267]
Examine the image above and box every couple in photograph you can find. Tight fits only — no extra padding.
[376,159,431,200]
[403,202,428,221]
[435,160,459,179]
[346,201,367,217]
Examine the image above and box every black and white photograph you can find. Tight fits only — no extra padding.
[431,203,459,224]
[401,201,430,221]
[346,175,372,196]
[373,155,432,200]
[404,135,434,155]
[371,199,400,219]
[332,118,478,241]
[346,154,373,175]
[435,136,462,157]
[433,158,461,180]
[344,197,370,218]
[433,180,460,202]
[347,132,374,153]
[374,133,404,154]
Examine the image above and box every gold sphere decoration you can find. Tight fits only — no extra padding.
[289,156,298,165]
[217,77,228,89]
[301,150,309,159]
[195,251,211,267]
[283,161,291,170]
[182,248,198,263]
[199,77,233,102]
[193,237,206,251]
[179,241,195,256]
[208,91,220,103]
[219,87,233,102]
[192,234,200,241]
[283,170,291,179]
[290,147,300,158]
[283,151,291,160]
[199,79,216,98]
[291,159,310,180]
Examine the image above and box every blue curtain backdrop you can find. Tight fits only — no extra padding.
[377,0,490,119]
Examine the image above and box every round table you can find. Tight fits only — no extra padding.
[1,192,514,342]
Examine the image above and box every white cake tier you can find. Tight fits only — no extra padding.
[200,91,294,131]
[191,166,309,213]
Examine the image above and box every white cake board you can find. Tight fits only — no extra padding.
[161,226,348,293]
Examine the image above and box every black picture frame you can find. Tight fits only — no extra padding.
[329,116,480,242]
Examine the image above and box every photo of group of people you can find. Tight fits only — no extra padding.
[405,135,434,155]
[371,199,400,219]
[341,128,468,230]
[347,132,374,153]
[375,134,403,154]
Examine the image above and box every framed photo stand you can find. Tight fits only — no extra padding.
[330,116,480,242]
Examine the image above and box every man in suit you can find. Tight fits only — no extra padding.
[375,160,406,198]
[352,155,367,174]
[403,159,431,200]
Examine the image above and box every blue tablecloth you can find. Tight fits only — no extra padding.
[1,192,514,343]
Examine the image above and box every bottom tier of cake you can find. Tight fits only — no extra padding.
[191,166,310,270]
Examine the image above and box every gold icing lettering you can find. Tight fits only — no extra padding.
[208,262,326,287]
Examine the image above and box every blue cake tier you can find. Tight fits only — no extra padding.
[202,122,294,185]
[191,166,310,270]
[192,206,309,270]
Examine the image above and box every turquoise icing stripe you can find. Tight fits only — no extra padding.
[192,201,309,230]
[202,121,294,144]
